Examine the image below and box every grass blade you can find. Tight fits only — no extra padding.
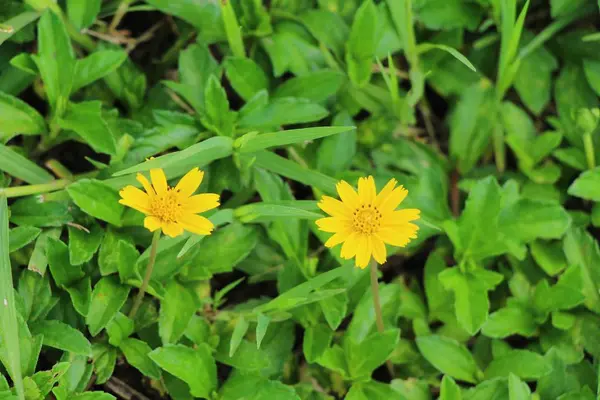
[0,194,24,400]
[0,11,39,46]
[220,0,245,58]
[0,144,54,184]
[416,43,477,72]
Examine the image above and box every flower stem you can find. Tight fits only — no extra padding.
[129,230,160,319]
[369,260,394,376]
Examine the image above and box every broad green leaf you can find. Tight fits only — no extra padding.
[273,70,346,102]
[563,228,600,313]
[30,320,91,356]
[508,373,531,400]
[149,344,217,398]
[303,324,333,364]
[8,226,41,253]
[67,179,124,226]
[0,194,24,400]
[345,0,379,87]
[255,314,270,349]
[106,312,134,347]
[230,316,250,357]
[416,335,481,384]
[68,223,103,266]
[440,375,463,400]
[67,0,100,30]
[58,101,117,156]
[72,50,128,92]
[27,228,60,275]
[9,198,71,228]
[219,371,300,400]
[0,11,39,47]
[71,393,115,400]
[238,97,329,129]
[159,281,197,345]
[481,305,537,338]
[202,75,235,137]
[119,338,161,380]
[47,238,84,288]
[86,276,130,336]
[346,329,399,380]
[91,343,117,385]
[224,57,268,101]
[499,199,571,242]
[300,10,349,56]
[568,167,600,201]
[484,349,551,380]
[0,93,47,142]
[237,126,354,154]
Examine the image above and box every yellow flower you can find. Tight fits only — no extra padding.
[119,168,220,238]
[316,176,420,269]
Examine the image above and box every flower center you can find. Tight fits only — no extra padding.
[353,204,381,235]
[150,189,182,223]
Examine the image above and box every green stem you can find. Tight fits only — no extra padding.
[584,132,596,170]
[369,260,395,377]
[0,180,69,198]
[129,230,160,319]
[493,120,505,173]
[109,0,133,32]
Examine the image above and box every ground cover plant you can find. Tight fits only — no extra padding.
[1,0,600,399]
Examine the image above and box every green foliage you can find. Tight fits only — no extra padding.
[0,0,599,398]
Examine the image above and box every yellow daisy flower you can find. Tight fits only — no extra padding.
[316,176,420,268]
[119,168,220,238]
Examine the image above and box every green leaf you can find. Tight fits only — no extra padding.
[119,338,162,380]
[67,0,100,30]
[303,323,333,364]
[8,226,41,253]
[27,228,60,276]
[86,276,130,336]
[0,194,24,400]
[0,144,52,185]
[67,179,124,226]
[219,372,300,400]
[273,70,346,102]
[499,199,571,242]
[481,305,537,338]
[416,335,481,384]
[0,11,39,47]
[440,375,463,400]
[237,126,354,154]
[30,320,91,356]
[33,10,75,114]
[159,281,197,345]
[72,50,128,92]
[58,101,117,156]
[508,373,531,399]
[202,75,235,137]
[149,344,217,398]
[220,0,245,57]
[255,314,270,349]
[9,198,72,228]
[568,167,600,201]
[345,0,379,87]
[106,312,134,347]
[68,223,103,266]
[484,349,551,381]
[224,57,268,101]
[238,96,329,129]
[0,93,47,142]
[91,343,117,385]
[144,0,224,41]
[440,268,504,335]
[563,228,600,313]
[346,329,399,380]
[47,237,84,288]
[234,203,322,223]
[71,393,115,400]
[417,43,476,72]
[230,316,250,357]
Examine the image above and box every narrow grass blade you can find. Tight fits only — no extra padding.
[0,11,39,46]
[0,194,25,400]
[0,144,54,184]
[220,0,245,58]
[416,43,477,72]
[235,203,322,223]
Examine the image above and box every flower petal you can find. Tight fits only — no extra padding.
[318,195,352,218]
[180,214,214,235]
[324,230,351,248]
[144,216,162,232]
[315,217,350,233]
[379,186,408,214]
[372,237,387,264]
[382,209,421,226]
[183,193,220,214]
[355,235,372,269]
[357,176,376,204]
[175,168,204,198]
[119,186,150,213]
[336,180,360,210]
[341,232,361,259]
[137,173,155,196]
[374,178,397,208]
[376,223,419,248]
[150,168,168,195]
[162,222,184,238]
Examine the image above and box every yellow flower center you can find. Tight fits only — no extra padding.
[150,189,182,223]
[353,204,381,235]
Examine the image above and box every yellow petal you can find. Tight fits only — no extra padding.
[382,209,421,226]
[374,178,397,208]
[144,216,162,232]
[150,168,168,195]
[336,180,360,209]
[184,193,220,214]
[137,173,155,196]
[315,217,350,233]
[357,176,376,204]
[318,196,352,218]
[372,236,387,264]
[355,235,372,268]
[180,214,214,235]
[324,230,351,248]
[376,223,419,247]
[341,232,361,259]
[379,186,408,214]
[162,222,184,238]
[119,186,150,213]
[175,168,204,198]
